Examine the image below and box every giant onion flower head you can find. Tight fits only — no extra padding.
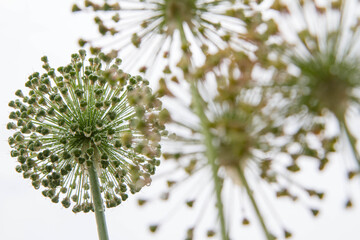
[73,0,248,73]
[7,50,167,213]
[272,0,360,118]
[199,47,333,222]
[147,48,334,239]
[270,0,360,180]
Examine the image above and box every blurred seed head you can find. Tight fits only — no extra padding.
[7,50,167,212]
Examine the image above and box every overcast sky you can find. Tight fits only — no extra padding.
[0,1,360,240]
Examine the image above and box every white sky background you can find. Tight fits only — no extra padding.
[0,0,360,240]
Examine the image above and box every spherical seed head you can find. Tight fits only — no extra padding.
[76,0,245,74]
[7,50,166,213]
[289,50,360,119]
[159,0,197,36]
[276,1,360,120]
[156,46,335,238]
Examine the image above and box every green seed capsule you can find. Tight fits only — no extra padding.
[15,90,24,98]
[50,154,59,163]
[78,157,86,164]
[61,198,71,208]
[15,165,22,173]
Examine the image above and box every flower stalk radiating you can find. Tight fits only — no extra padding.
[271,0,360,189]
[73,0,245,73]
[157,43,337,239]
[7,50,168,240]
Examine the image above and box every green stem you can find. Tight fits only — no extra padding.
[176,14,228,239]
[236,166,272,240]
[190,83,229,240]
[341,119,360,168]
[88,145,110,240]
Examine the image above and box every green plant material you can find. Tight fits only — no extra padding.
[7,50,167,238]
[274,0,360,173]
[236,166,273,240]
[64,0,360,239]
[75,0,246,73]
[191,82,229,240]
[159,43,338,238]
[86,140,109,240]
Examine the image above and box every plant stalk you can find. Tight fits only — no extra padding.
[176,17,227,239]
[236,166,272,240]
[341,119,360,168]
[88,145,110,240]
[190,83,229,240]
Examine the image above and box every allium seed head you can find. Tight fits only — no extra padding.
[7,50,166,213]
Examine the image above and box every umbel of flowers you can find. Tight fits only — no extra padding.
[270,0,360,183]
[73,0,245,73]
[159,47,335,239]
[7,50,168,239]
